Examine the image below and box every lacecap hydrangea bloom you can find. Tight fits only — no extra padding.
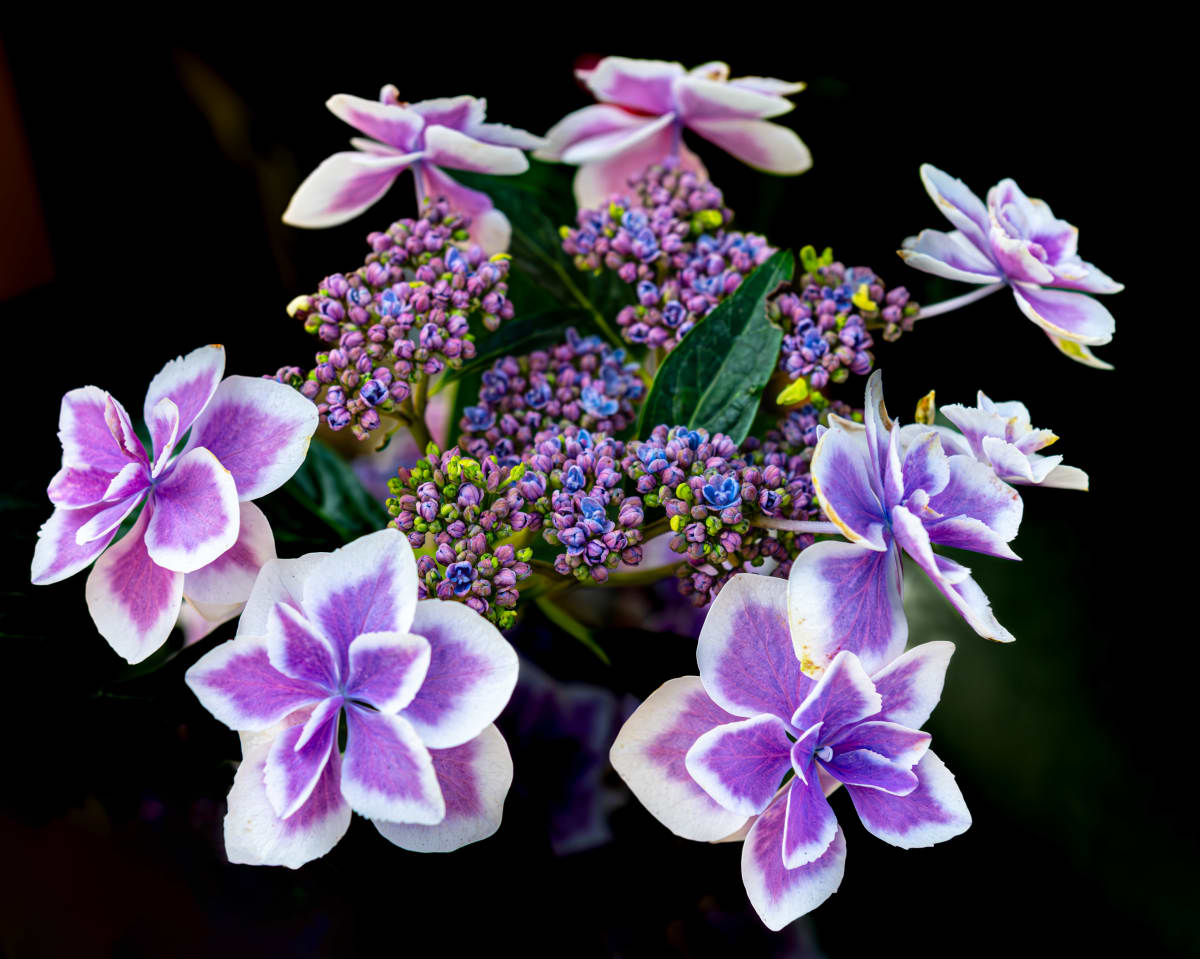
[32,345,318,662]
[611,574,969,930]
[185,529,519,867]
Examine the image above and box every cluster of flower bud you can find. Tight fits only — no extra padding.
[276,200,515,441]
[560,165,774,350]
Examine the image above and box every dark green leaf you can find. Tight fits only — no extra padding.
[637,249,793,443]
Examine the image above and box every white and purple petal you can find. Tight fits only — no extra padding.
[183,502,276,609]
[1011,283,1116,346]
[142,344,225,441]
[917,164,992,255]
[871,641,955,729]
[846,750,971,848]
[31,501,127,585]
[57,387,138,473]
[685,714,794,817]
[346,631,431,714]
[422,124,529,175]
[821,748,919,795]
[780,769,839,869]
[809,427,887,549]
[535,103,652,162]
[267,602,341,691]
[418,164,511,254]
[281,150,421,229]
[264,700,339,818]
[73,480,147,545]
[898,229,1003,283]
[685,117,812,175]
[143,447,239,573]
[924,454,1023,545]
[237,554,324,637]
[583,56,683,114]
[570,128,706,210]
[325,93,424,150]
[791,651,882,737]
[340,705,444,824]
[674,75,795,120]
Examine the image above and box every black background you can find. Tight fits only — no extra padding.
[1,29,1190,958]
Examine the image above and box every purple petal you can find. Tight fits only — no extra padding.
[47,464,120,508]
[408,95,484,132]
[829,721,930,770]
[225,720,351,868]
[421,125,528,175]
[674,75,795,120]
[73,477,147,544]
[696,574,811,722]
[346,631,431,714]
[267,602,341,691]
[325,93,423,150]
[987,226,1056,284]
[609,676,749,842]
[84,505,183,663]
[921,515,1020,561]
[901,430,951,501]
[282,150,420,229]
[871,642,956,729]
[685,714,794,817]
[781,771,839,869]
[183,501,276,609]
[142,344,225,445]
[685,117,812,174]
[143,447,240,573]
[56,387,139,473]
[560,112,675,166]
[741,794,846,931]
[846,750,971,848]
[821,747,919,795]
[1046,256,1124,294]
[917,164,991,256]
[535,104,652,161]
[810,426,887,549]
[787,540,907,679]
[570,128,706,210]
[898,229,1002,283]
[182,376,319,502]
[237,554,324,638]
[924,454,1023,545]
[31,501,125,585]
[399,599,518,748]
[340,706,444,824]
[264,699,339,818]
[303,529,417,678]
[185,634,327,730]
[1011,283,1116,346]
[582,56,683,114]
[727,75,807,96]
[792,651,882,737]
[418,164,511,254]
[374,723,513,852]
[466,122,545,151]
[147,398,180,474]
[103,393,148,466]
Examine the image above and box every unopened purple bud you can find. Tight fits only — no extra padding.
[327,406,351,431]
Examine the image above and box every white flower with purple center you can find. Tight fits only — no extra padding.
[185,529,519,867]
[31,345,319,663]
[282,88,545,253]
[787,370,1023,676]
[900,165,1122,368]
[611,574,969,930]
[537,57,811,208]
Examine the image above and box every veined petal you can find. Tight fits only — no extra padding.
[922,515,1021,560]
[830,721,930,770]
[987,225,1056,285]
[742,795,846,931]
[399,599,518,748]
[918,164,991,255]
[846,750,970,848]
[143,344,225,443]
[787,540,907,679]
[341,706,445,824]
[85,505,184,663]
[673,75,795,120]
[821,748,919,795]
[810,427,887,549]
[871,641,956,729]
[583,56,684,114]
[31,501,125,585]
[535,104,651,162]
[237,554,324,637]
[685,714,794,817]
[143,447,239,573]
[781,771,839,869]
[1011,283,1116,346]
[326,93,423,150]
[696,574,810,722]
[791,651,882,738]
[182,376,318,502]
[375,723,513,852]
[898,229,1002,283]
[282,150,420,229]
[264,703,339,818]
[346,631,431,714]
[609,676,749,842]
[267,602,341,691]
[902,430,951,501]
[73,481,147,544]
[925,454,1023,545]
[183,501,276,608]
[57,387,140,472]
[147,398,180,475]
[560,113,675,166]
[685,117,812,175]
[46,464,120,508]
[422,125,529,175]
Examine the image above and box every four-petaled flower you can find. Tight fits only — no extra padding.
[283,88,545,253]
[900,164,1122,368]
[537,57,811,208]
[611,574,969,930]
[32,345,318,663]
[185,529,519,867]
[788,371,1023,677]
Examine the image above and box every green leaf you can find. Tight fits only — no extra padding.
[636,249,793,444]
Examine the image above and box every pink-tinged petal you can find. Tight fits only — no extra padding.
[610,676,749,842]
[728,75,807,96]
[183,376,319,502]
[781,770,839,869]
[810,427,887,549]
[917,164,991,255]
[871,641,956,729]
[84,505,184,663]
[1039,464,1089,491]
[674,75,796,120]
[1046,256,1124,294]
[560,112,675,166]
[375,723,513,852]
[264,701,338,818]
[830,721,931,771]
[103,394,148,465]
[418,164,511,254]
[282,150,420,229]
[74,482,147,544]
[696,574,810,722]
[303,528,418,677]
[891,506,1015,644]
[183,501,276,608]
[47,464,119,508]
[898,229,1003,283]
[267,602,340,691]
[467,122,545,151]
[535,104,651,162]
[237,554,324,637]
[143,447,239,573]
[988,229,1056,285]
[685,714,794,817]
[846,750,970,849]
[407,95,485,133]
[901,430,951,501]
[792,651,882,737]
[326,93,424,150]
[821,748,919,795]
[685,117,812,174]
[180,597,241,646]
[583,56,684,114]
[31,501,123,585]
[348,137,397,155]
[147,398,180,474]
[571,130,706,210]
[57,387,132,472]
[742,795,846,931]
[422,125,528,175]
[922,515,1020,560]
[224,722,351,868]
[787,540,907,679]
[346,631,431,714]
[1011,283,1116,346]
[399,599,517,748]
[925,454,1023,544]
[142,343,225,442]
[185,634,326,730]
[899,423,971,459]
[341,706,444,824]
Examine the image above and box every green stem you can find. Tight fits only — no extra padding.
[535,595,610,665]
